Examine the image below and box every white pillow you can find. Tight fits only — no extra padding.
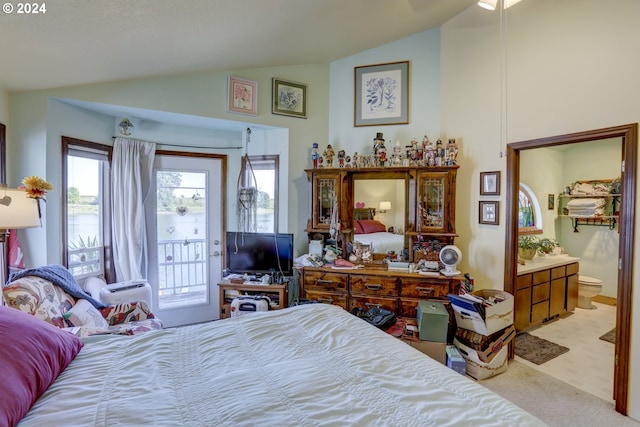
[63,299,109,329]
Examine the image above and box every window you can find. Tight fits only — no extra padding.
[519,183,542,235]
[242,155,279,232]
[62,137,114,281]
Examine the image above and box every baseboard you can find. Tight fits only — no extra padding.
[592,295,617,306]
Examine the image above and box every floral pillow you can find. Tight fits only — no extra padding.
[3,276,76,328]
[63,299,109,329]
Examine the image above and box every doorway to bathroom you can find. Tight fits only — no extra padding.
[504,123,637,416]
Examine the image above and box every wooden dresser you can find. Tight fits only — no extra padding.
[300,266,462,318]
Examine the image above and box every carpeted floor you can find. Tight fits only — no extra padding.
[515,332,569,365]
[600,328,616,344]
[482,360,640,426]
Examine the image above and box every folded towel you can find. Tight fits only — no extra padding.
[566,198,607,208]
[571,182,610,195]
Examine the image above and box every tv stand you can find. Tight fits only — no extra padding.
[218,280,288,319]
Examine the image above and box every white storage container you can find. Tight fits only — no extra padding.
[450,289,513,336]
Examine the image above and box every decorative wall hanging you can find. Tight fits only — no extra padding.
[480,171,500,196]
[227,76,258,116]
[272,78,307,118]
[479,201,499,225]
[354,61,409,127]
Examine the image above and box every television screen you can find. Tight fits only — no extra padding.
[225,232,294,276]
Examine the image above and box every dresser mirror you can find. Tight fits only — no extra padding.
[352,175,408,256]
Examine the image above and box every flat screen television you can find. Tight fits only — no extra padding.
[225,232,294,276]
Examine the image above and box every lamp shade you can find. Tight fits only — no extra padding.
[379,201,392,212]
[0,188,41,229]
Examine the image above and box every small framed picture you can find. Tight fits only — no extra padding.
[354,61,409,127]
[272,78,307,118]
[227,76,258,116]
[479,201,499,225]
[548,193,555,210]
[480,171,500,196]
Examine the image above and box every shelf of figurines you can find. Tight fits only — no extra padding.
[310,132,459,169]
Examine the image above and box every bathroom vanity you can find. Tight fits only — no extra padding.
[514,255,580,332]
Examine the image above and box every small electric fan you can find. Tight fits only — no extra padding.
[439,245,462,276]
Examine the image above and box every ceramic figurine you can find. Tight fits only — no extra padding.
[392,140,402,166]
[338,149,346,168]
[311,142,319,168]
[446,138,458,165]
[352,152,359,168]
[435,139,445,166]
[323,144,335,167]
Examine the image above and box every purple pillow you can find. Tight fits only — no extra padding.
[0,306,83,426]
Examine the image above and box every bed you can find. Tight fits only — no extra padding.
[353,217,405,255]
[6,304,544,427]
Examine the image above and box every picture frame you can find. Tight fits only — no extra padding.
[354,60,409,127]
[480,171,500,196]
[227,76,258,116]
[479,201,499,225]
[272,78,307,118]
[548,193,555,210]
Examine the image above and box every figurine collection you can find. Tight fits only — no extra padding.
[311,132,458,169]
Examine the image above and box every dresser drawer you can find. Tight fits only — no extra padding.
[551,266,566,280]
[303,271,348,291]
[516,273,532,290]
[566,262,579,276]
[350,274,398,297]
[532,283,550,304]
[531,300,549,324]
[303,290,348,309]
[350,295,398,313]
[532,270,550,285]
[400,278,450,299]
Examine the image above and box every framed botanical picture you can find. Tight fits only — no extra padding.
[479,201,499,225]
[227,76,258,116]
[354,60,409,127]
[480,171,500,196]
[272,78,307,118]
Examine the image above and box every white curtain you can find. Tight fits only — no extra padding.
[111,138,156,282]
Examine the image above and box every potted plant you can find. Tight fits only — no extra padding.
[537,237,559,255]
[518,235,539,260]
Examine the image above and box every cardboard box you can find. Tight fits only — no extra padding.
[388,318,447,364]
[408,340,447,364]
[454,325,516,363]
[448,289,514,336]
[417,301,449,342]
[445,344,466,375]
[453,338,508,380]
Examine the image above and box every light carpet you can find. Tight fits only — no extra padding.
[482,360,640,427]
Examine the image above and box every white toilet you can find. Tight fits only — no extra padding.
[577,275,603,309]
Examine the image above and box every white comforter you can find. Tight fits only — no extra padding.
[354,232,405,254]
[20,304,545,427]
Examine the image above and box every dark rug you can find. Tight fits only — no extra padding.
[515,333,569,365]
[599,328,616,344]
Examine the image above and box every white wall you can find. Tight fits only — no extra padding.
[329,29,443,157]
[440,0,640,418]
[0,88,8,128]
[9,64,330,259]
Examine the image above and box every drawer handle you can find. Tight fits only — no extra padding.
[365,283,382,290]
[317,279,335,285]
[416,286,435,294]
[365,302,382,308]
[317,297,334,304]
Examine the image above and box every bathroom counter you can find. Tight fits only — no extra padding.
[517,255,580,275]
[514,256,580,332]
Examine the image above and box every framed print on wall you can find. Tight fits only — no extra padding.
[479,201,499,225]
[227,76,258,116]
[480,171,500,196]
[354,60,409,127]
[272,78,307,118]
